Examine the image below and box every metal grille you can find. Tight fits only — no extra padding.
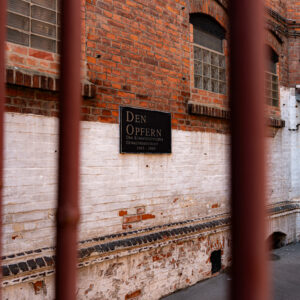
[194,45,226,94]
[7,0,60,53]
[265,71,279,106]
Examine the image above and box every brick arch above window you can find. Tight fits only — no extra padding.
[190,13,226,52]
[189,0,229,33]
[266,30,283,57]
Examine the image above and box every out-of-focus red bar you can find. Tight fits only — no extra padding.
[0,1,6,298]
[229,0,270,300]
[55,0,81,299]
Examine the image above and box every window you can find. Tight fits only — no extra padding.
[7,0,60,53]
[190,14,226,94]
[265,46,279,107]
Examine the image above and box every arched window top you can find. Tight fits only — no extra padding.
[268,29,283,45]
[267,45,279,74]
[190,13,226,53]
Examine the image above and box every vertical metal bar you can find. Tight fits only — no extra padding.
[0,1,6,297]
[229,0,270,300]
[56,0,81,299]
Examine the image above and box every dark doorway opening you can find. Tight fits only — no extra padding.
[210,250,222,274]
[267,232,287,249]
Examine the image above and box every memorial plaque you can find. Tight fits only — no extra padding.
[120,106,171,154]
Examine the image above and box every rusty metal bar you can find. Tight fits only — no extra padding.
[229,0,270,300]
[0,0,5,297]
[55,0,81,299]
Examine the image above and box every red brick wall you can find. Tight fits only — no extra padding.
[286,0,300,87]
[288,37,300,87]
[265,0,288,17]
[82,0,232,132]
[287,0,300,21]
[5,0,297,130]
[84,0,289,123]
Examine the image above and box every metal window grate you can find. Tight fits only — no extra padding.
[7,0,60,53]
[194,45,226,94]
[265,71,279,107]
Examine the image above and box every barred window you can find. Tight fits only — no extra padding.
[265,47,279,107]
[190,14,226,94]
[7,0,60,53]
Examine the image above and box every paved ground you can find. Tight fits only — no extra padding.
[162,242,300,300]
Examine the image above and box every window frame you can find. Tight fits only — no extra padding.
[193,41,226,94]
[190,13,227,95]
[265,46,279,107]
[6,0,60,53]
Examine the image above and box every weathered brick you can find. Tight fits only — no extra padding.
[125,289,141,299]
[124,215,142,224]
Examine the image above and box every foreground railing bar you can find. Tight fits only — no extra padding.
[55,0,81,299]
[0,1,6,299]
[229,0,270,300]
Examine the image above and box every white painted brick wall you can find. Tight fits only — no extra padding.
[2,90,298,255]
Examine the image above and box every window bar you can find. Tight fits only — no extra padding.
[229,0,270,300]
[55,0,81,299]
[0,0,5,296]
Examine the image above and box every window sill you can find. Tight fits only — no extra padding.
[5,67,96,99]
[188,102,285,128]
[188,102,230,120]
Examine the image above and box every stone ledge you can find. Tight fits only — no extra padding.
[268,202,298,215]
[188,102,285,128]
[5,67,96,99]
[2,202,298,287]
[1,215,231,287]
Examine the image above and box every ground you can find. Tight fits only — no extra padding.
[162,242,300,300]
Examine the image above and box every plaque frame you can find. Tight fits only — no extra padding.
[119,106,172,154]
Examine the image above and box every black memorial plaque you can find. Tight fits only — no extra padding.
[120,106,171,154]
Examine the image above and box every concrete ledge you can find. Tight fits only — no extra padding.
[2,201,298,287]
[5,67,96,99]
[1,214,231,287]
[188,102,285,128]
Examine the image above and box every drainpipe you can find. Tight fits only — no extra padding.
[229,0,270,300]
[0,1,5,298]
[56,0,81,299]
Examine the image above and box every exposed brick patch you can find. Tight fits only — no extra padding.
[125,289,141,299]
[32,280,47,295]
[212,203,220,209]
[121,207,154,228]
[123,215,142,224]
[122,224,133,230]
[141,214,155,220]
[33,280,43,294]
[5,68,96,98]
[136,207,145,215]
